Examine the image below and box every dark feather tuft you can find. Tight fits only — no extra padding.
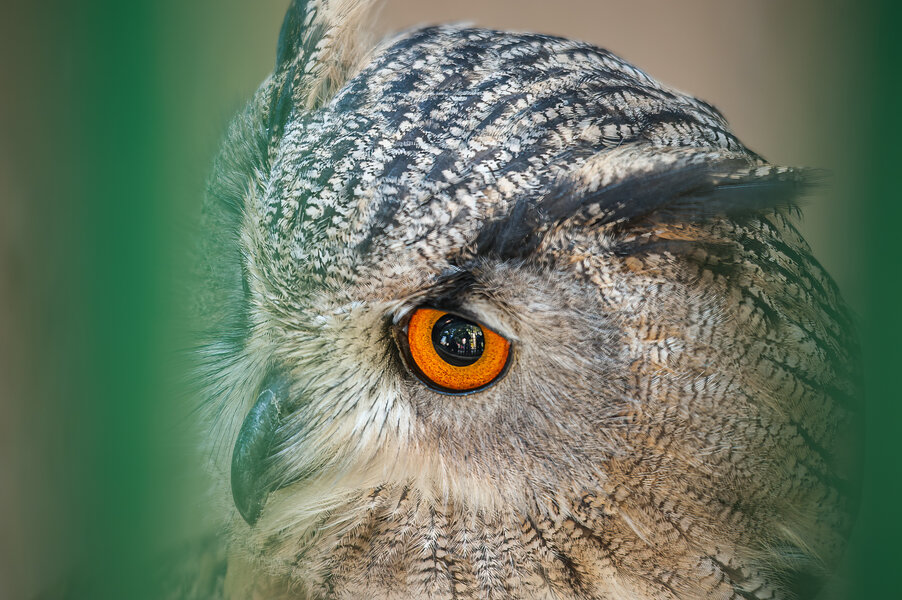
[475,150,825,260]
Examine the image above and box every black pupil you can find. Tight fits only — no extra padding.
[431,315,485,367]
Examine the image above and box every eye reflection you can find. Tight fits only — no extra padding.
[431,315,485,366]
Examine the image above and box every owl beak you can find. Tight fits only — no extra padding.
[230,375,290,526]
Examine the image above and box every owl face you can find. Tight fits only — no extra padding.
[195,2,859,599]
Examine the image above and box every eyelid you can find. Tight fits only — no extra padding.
[394,302,516,341]
[392,304,415,326]
[447,304,518,343]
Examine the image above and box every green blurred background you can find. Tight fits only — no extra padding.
[1,1,898,598]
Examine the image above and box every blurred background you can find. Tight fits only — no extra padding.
[1,1,898,598]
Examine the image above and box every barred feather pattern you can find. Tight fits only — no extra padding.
[192,2,860,599]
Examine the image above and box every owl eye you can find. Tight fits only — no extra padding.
[402,308,510,394]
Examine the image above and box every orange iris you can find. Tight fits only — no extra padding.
[406,308,510,392]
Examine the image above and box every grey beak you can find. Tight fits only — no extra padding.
[231,376,290,525]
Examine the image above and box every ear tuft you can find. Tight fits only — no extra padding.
[475,144,825,260]
[543,145,824,229]
[276,0,312,69]
[272,0,381,115]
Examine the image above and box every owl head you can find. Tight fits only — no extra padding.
[193,1,860,598]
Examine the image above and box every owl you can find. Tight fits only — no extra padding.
[189,1,861,599]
